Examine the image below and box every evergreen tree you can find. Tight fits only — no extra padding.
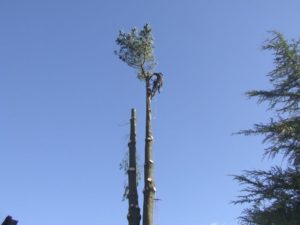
[115,24,163,225]
[233,32,300,225]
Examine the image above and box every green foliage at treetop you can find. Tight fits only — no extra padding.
[233,32,300,225]
[115,24,156,80]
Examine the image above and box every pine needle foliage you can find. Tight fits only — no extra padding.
[115,24,156,80]
[233,32,300,225]
[247,31,300,113]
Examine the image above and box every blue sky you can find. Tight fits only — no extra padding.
[1,1,300,225]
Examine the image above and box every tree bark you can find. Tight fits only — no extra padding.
[143,78,156,225]
[127,108,141,225]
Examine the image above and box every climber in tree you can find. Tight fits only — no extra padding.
[150,72,163,98]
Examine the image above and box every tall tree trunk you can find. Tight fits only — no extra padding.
[143,78,156,225]
[127,108,141,225]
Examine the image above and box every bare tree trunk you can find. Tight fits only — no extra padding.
[143,78,156,225]
[127,108,141,225]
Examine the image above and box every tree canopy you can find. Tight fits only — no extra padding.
[115,24,156,80]
[234,32,300,225]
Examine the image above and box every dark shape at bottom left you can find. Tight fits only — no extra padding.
[1,216,18,225]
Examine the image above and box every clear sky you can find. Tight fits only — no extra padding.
[1,1,300,225]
